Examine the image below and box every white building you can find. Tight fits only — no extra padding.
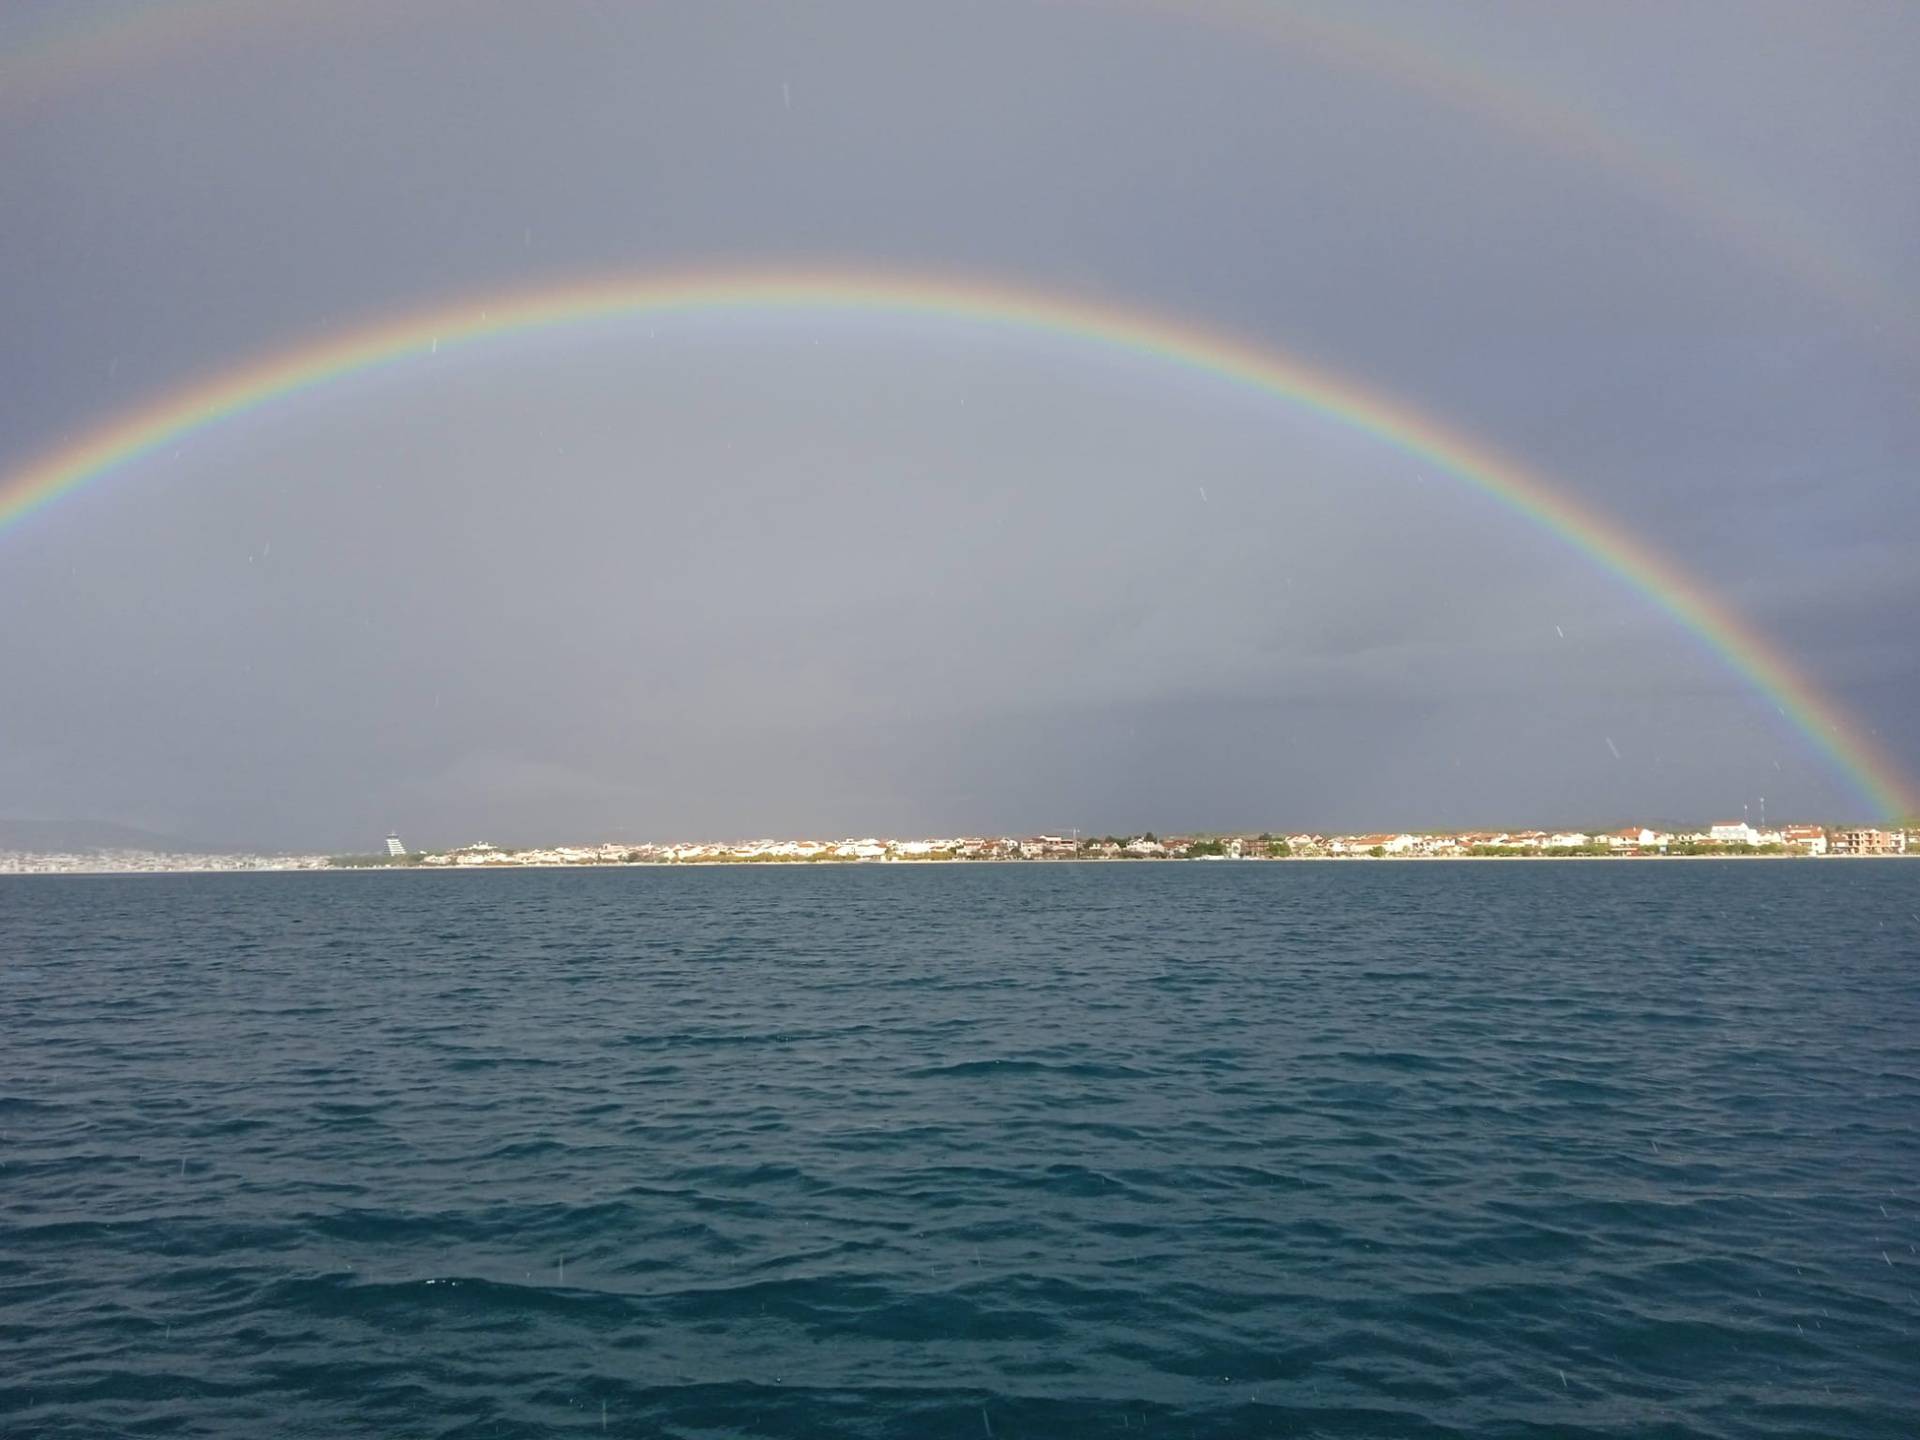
[1605,828,1661,851]
[1333,833,1417,854]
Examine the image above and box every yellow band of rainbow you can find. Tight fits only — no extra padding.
[2,266,1909,818]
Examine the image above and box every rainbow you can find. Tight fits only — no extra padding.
[0,265,1910,817]
[1122,0,1906,343]
[1,0,1901,346]
[0,0,397,106]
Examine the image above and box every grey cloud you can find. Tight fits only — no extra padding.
[1,0,1913,846]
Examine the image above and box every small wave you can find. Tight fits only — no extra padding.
[907,1057,1151,1080]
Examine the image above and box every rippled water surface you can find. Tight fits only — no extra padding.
[3,862,1917,1437]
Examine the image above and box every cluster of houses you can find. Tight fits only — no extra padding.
[0,849,332,875]
[393,822,1913,868]
[1306,822,1905,856]
[8,824,1908,877]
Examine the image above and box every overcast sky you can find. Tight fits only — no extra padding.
[2,0,1915,849]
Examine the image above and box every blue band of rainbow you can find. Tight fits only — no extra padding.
[2,266,1909,817]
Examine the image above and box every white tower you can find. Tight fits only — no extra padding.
[386,833,407,857]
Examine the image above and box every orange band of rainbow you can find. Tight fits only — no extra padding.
[2,267,1909,817]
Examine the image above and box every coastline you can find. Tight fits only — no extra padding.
[5,851,1913,877]
[21,816,1915,875]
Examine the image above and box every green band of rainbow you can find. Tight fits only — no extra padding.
[1,266,1909,817]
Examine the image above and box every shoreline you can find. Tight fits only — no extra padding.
[5,852,1913,877]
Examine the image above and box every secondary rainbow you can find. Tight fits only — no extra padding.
[1,265,1909,818]
[3,0,1900,344]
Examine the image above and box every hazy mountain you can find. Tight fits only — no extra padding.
[0,819,232,854]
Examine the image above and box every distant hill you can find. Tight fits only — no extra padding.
[0,819,231,854]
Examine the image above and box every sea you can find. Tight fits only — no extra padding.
[2,861,1915,1438]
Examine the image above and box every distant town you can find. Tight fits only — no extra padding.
[2,820,1914,875]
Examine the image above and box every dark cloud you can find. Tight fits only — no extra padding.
[1,0,1914,846]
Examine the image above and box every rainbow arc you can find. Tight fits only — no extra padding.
[0,266,1909,818]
